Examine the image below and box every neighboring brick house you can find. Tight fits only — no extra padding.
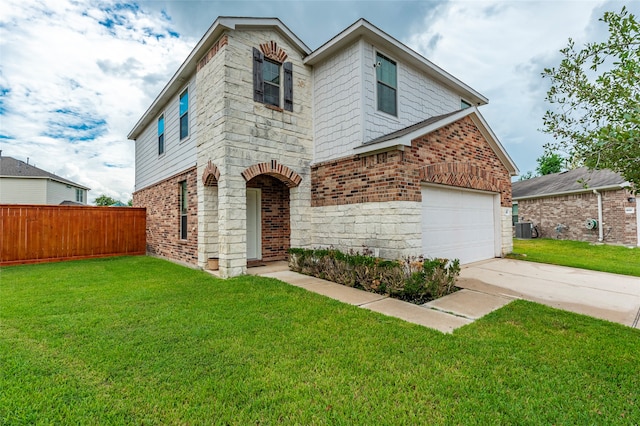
[129,17,518,278]
[513,167,639,246]
[0,155,90,205]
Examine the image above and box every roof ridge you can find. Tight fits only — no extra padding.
[0,156,90,189]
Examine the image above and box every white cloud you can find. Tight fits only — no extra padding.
[404,0,613,175]
[1,0,636,199]
[0,0,194,202]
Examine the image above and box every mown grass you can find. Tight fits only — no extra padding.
[508,238,640,277]
[1,256,639,424]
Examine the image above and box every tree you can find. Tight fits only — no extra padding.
[518,170,534,181]
[541,6,639,192]
[94,195,119,206]
[536,152,564,176]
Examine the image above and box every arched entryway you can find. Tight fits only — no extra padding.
[242,161,301,263]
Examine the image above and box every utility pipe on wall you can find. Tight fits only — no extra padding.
[593,189,603,242]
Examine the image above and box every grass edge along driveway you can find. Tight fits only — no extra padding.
[508,238,640,277]
[1,256,639,424]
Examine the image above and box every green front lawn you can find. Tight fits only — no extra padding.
[1,257,639,424]
[508,238,640,277]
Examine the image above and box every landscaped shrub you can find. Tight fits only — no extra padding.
[288,248,460,304]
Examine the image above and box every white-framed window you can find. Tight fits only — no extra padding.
[179,89,189,140]
[179,180,188,239]
[461,99,472,109]
[158,114,165,155]
[263,59,281,107]
[376,52,397,116]
[75,188,84,203]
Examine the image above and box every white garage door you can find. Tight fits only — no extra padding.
[421,185,497,264]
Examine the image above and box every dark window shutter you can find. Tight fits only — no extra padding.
[283,61,293,112]
[253,47,264,103]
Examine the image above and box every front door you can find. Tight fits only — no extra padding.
[246,188,261,260]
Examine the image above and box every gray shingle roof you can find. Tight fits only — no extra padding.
[0,156,90,190]
[512,167,627,199]
[361,110,461,147]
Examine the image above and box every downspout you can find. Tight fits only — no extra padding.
[593,189,603,242]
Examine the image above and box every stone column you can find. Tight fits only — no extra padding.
[217,170,247,278]
[197,182,219,267]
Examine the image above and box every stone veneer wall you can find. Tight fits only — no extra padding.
[518,189,638,246]
[311,201,422,259]
[195,29,314,277]
[310,115,514,258]
[133,167,198,265]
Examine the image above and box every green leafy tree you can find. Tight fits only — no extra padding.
[536,152,564,176]
[94,195,119,206]
[518,171,534,181]
[542,6,639,192]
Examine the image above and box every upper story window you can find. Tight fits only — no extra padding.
[179,89,189,140]
[376,52,397,116]
[158,115,165,155]
[75,188,84,203]
[263,60,281,107]
[253,45,293,112]
[461,99,472,109]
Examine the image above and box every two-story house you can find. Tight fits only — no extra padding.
[0,155,90,205]
[129,17,518,278]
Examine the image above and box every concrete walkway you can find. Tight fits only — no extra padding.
[459,259,640,329]
[248,262,513,333]
[247,258,640,332]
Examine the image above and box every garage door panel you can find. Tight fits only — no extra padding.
[422,186,496,264]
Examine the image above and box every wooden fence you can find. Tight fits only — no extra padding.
[1,205,146,266]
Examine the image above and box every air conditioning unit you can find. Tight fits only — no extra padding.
[515,222,532,239]
[585,218,598,230]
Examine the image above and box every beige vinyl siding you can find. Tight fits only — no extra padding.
[0,177,47,204]
[135,75,198,192]
[46,180,84,204]
[362,43,459,143]
[313,40,464,164]
[312,39,363,163]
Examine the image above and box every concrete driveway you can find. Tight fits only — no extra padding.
[458,259,640,329]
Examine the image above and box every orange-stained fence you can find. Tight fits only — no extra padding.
[0,205,146,266]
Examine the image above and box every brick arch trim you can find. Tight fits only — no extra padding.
[242,160,302,188]
[202,160,221,186]
[420,162,501,193]
[260,41,288,63]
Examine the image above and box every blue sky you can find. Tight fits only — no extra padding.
[0,0,637,203]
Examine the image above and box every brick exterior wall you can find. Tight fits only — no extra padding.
[311,150,418,206]
[518,189,638,246]
[311,116,512,208]
[247,175,290,261]
[133,168,198,265]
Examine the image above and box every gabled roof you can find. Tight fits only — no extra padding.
[0,156,90,190]
[129,17,492,141]
[512,167,628,200]
[304,18,488,107]
[353,107,519,176]
[128,17,311,140]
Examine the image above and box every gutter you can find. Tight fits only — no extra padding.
[513,183,627,201]
[593,189,604,242]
